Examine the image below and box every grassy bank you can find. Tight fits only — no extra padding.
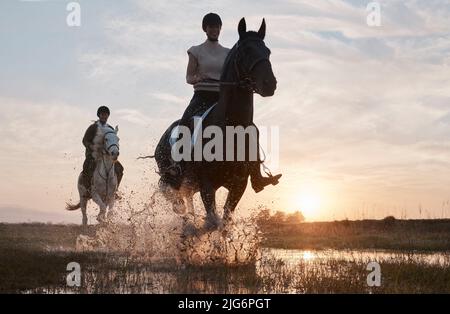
[260,219,450,251]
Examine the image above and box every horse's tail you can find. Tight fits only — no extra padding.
[66,202,80,211]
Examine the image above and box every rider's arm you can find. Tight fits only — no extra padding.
[82,124,97,148]
[186,52,200,85]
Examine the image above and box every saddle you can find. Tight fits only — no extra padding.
[169,103,217,148]
[162,103,217,189]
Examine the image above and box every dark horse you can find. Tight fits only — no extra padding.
[153,18,277,229]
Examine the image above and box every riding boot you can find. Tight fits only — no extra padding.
[114,161,124,200]
[248,123,282,193]
[250,162,282,193]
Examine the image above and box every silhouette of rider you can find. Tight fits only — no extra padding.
[179,13,281,192]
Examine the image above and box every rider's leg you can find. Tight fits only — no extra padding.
[114,161,124,188]
[179,91,204,128]
[175,91,220,182]
[248,123,282,193]
[81,157,95,191]
[179,91,219,128]
[173,91,206,183]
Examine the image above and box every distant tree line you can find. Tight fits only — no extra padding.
[256,208,305,226]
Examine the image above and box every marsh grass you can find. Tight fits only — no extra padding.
[261,219,450,251]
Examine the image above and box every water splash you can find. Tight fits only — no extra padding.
[75,183,262,267]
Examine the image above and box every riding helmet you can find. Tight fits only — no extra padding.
[97,106,110,117]
[202,13,222,31]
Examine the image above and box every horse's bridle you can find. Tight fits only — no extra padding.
[103,130,119,154]
[219,37,270,93]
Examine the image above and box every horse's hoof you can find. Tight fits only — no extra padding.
[172,203,187,215]
[204,214,222,231]
[107,210,115,221]
[203,222,218,231]
[97,215,106,224]
[81,225,88,235]
[222,213,233,225]
[183,222,199,237]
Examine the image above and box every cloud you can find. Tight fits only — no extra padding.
[150,92,186,105]
[3,0,450,221]
[115,108,153,126]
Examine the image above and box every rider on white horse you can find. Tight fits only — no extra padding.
[81,106,124,195]
[67,106,122,225]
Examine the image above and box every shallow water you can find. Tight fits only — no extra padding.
[266,248,450,266]
[28,247,450,294]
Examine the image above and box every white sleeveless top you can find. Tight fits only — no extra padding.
[187,39,230,92]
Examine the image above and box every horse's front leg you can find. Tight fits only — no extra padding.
[106,198,115,220]
[185,194,195,223]
[200,181,220,230]
[91,192,107,223]
[223,179,248,226]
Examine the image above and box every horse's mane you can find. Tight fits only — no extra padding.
[220,44,238,81]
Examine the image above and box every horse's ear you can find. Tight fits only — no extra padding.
[258,18,266,40]
[115,125,119,133]
[238,17,246,39]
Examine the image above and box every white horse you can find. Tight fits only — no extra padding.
[66,125,120,226]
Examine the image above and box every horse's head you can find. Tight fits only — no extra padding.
[235,17,277,97]
[103,125,120,162]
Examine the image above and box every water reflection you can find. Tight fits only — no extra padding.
[267,248,450,266]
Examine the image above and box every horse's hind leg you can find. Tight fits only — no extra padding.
[77,178,89,228]
[223,181,248,226]
[80,197,88,227]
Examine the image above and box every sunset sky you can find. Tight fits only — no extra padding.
[1,0,450,223]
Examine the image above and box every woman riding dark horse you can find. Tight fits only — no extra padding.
[153,16,282,229]
[178,13,281,193]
